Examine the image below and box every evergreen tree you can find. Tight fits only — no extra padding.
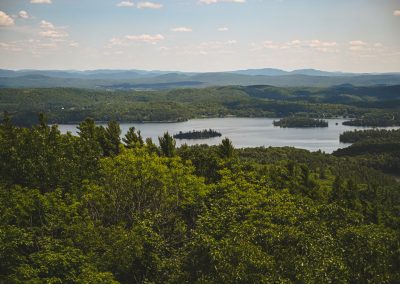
[0,112,18,184]
[145,137,159,155]
[104,120,121,156]
[77,118,103,178]
[218,137,235,158]
[123,127,144,149]
[77,118,97,141]
[159,132,175,157]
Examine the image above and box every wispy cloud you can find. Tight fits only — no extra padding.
[348,40,384,53]
[69,42,79,48]
[39,30,68,39]
[39,20,69,39]
[199,40,237,48]
[0,41,22,52]
[171,27,193,33]
[108,33,165,47]
[394,10,400,16]
[116,1,162,9]
[40,20,55,29]
[199,0,245,4]
[348,40,367,51]
[0,11,14,26]
[117,1,135,7]
[349,40,367,46]
[137,2,163,9]
[30,0,52,4]
[218,27,229,32]
[125,34,164,44]
[256,39,338,53]
[18,11,30,19]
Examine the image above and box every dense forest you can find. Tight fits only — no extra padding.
[1,114,400,283]
[335,128,400,175]
[0,84,399,126]
[339,128,400,143]
[273,117,328,128]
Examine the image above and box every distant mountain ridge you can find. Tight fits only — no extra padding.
[229,68,356,77]
[0,68,399,89]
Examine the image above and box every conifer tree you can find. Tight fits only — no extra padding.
[159,132,176,157]
[104,120,121,156]
[123,127,144,149]
[218,137,234,158]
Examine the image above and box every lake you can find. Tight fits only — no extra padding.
[57,117,398,153]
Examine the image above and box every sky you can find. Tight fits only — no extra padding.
[0,0,399,72]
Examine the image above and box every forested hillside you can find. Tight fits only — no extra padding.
[1,85,399,126]
[1,114,399,283]
[1,69,400,89]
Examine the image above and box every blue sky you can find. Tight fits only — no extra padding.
[0,0,399,72]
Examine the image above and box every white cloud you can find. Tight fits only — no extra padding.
[348,41,368,51]
[18,10,30,19]
[30,0,52,4]
[40,20,55,29]
[256,39,338,53]
[125,33,165,44]
[107,34,164,48]
[0,42,22,52]
[39,29,68,38]
[198,40,237,51]
[117,1,134,7]
[225,40,237,45]
[199,0,245,4]
[348,40,384,53]
[39,20,68,39]
[38,42,57,48]
[171,27,193,32]
[108,37,125,47]
[394,10,400,16]
[349,40,367,46]
[261,40,280,49]
[69,42,79,48]
[137,2,163,9]
[218,27,229,32]
[0,11,15,26]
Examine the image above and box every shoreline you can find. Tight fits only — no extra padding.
[51,116,400,128]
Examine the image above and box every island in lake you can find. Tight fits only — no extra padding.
[173,129,222,140]
[273,117,329,128]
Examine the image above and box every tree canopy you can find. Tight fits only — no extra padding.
[1,115,399,283]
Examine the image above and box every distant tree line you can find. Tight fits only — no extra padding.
[335,128,400,174]
[274,117,328,128]
[1,85,399,127]
[340,128,400,143]
[173,129,222,140]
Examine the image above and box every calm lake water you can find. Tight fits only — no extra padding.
[57,117,398,153]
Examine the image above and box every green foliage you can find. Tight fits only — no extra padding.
[343,112,400,127]
[273,117,328,128]
[218,138,235,158]
[340,128,400,143]
[1,85,399,126]
[158,132,176,157]
[103,120,122,156]
[122,127,144,149]
[1,116,400,283]
[335,128,400,174]
[173,129,222,140]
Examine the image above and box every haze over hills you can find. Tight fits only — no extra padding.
[1,68,400,89]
